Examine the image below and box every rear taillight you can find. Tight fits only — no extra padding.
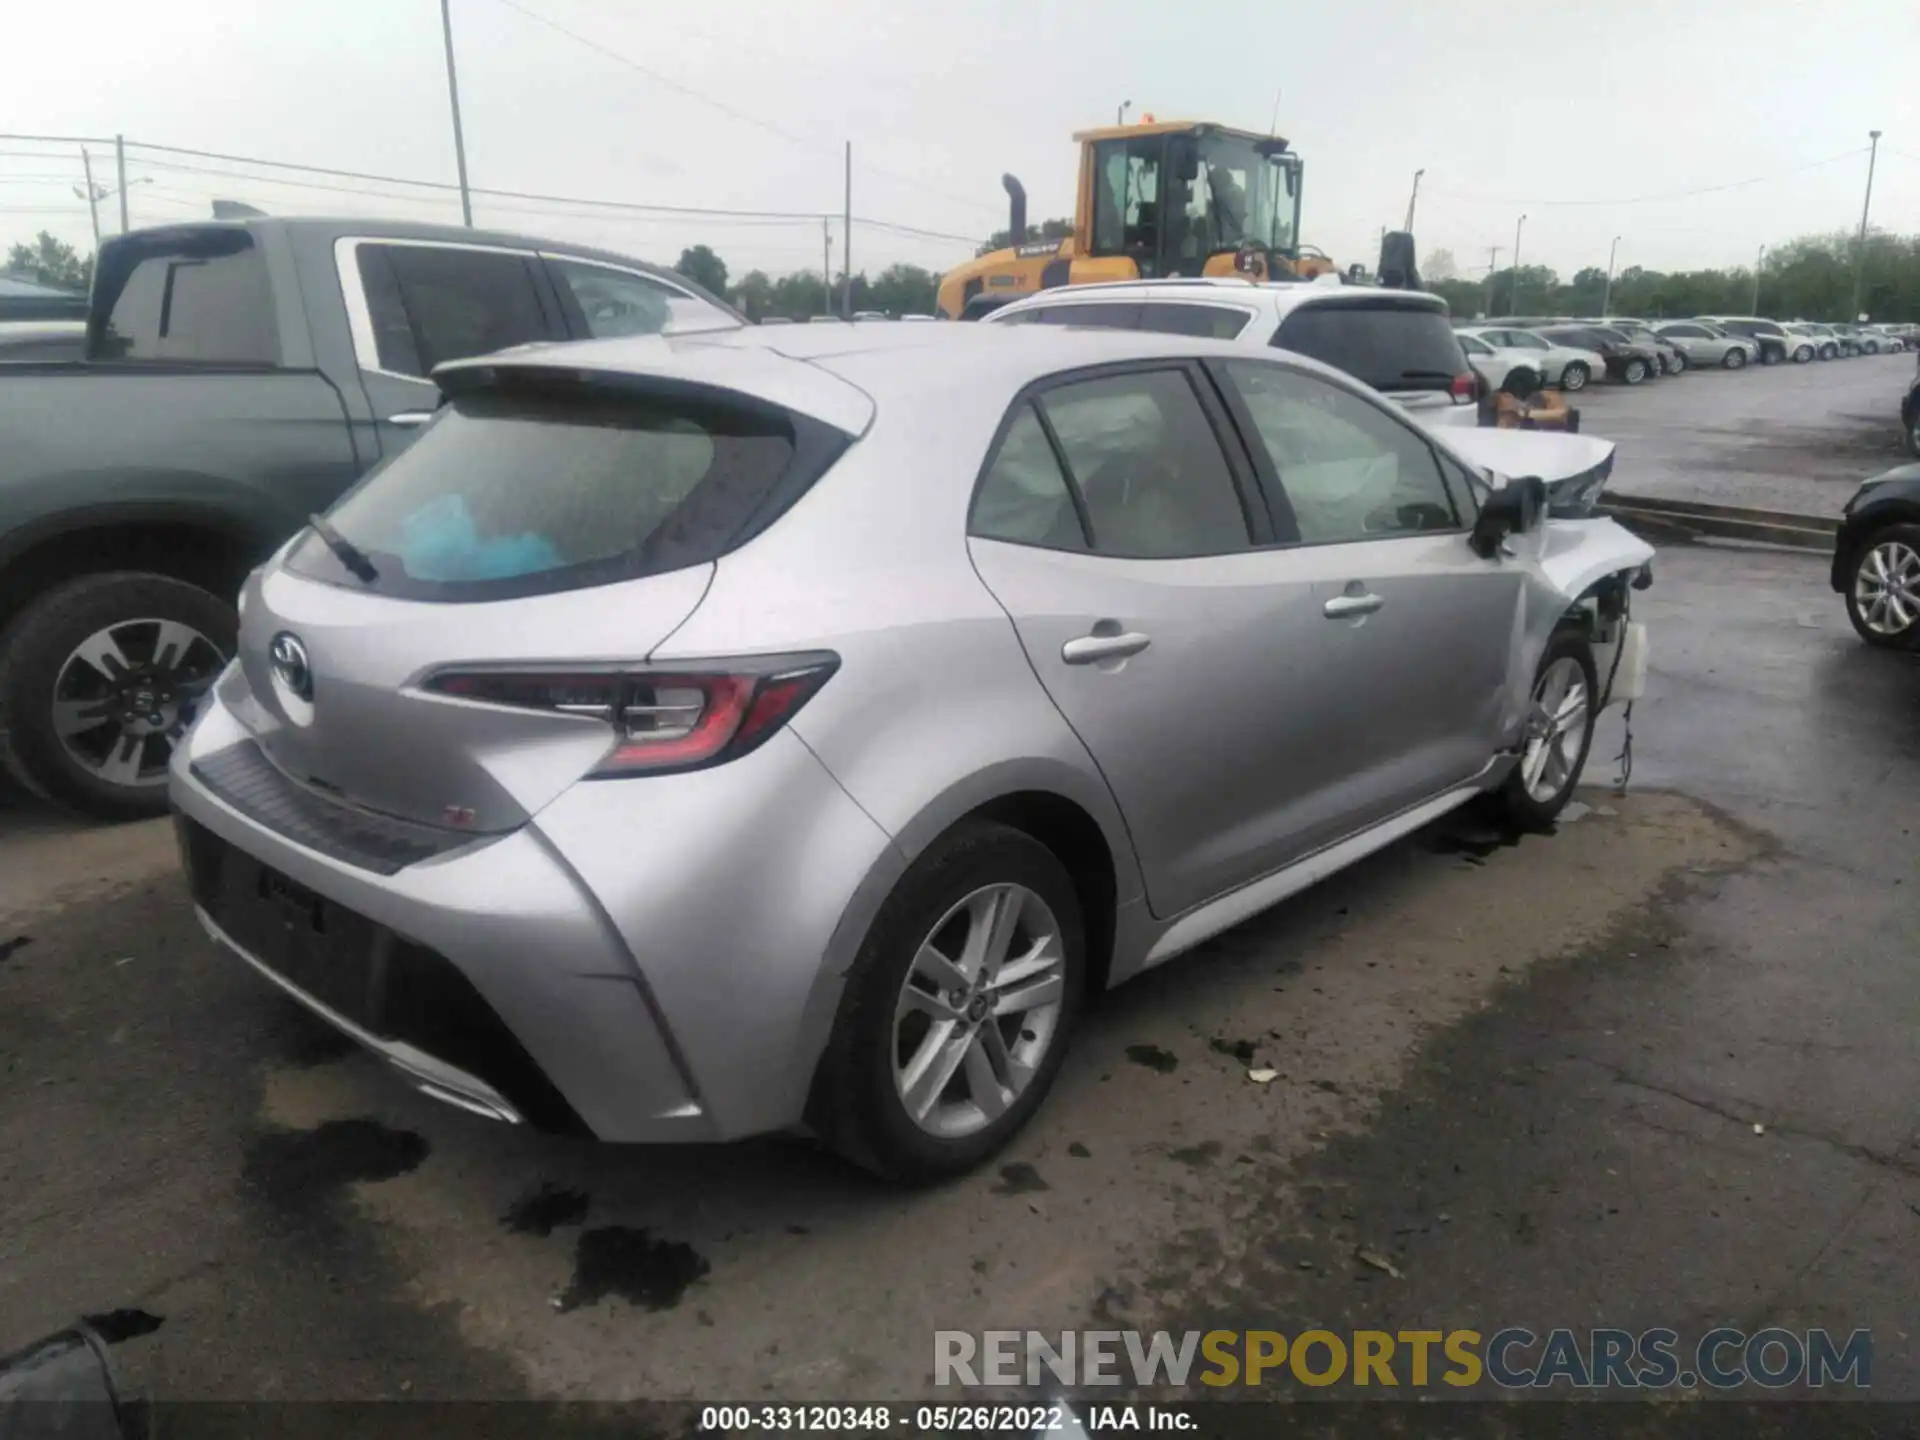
[424,654,838,777]
[1451,372,1478,401]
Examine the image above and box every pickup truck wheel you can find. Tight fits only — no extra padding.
[1498,629,1598,830]
[0,573,234,821]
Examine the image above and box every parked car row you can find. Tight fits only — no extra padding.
[1462,313,1913,386]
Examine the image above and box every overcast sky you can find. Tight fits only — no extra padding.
[6,0,1918,286]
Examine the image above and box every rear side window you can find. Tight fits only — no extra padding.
[970,406,1087,550]
[356,243,557,377]
[547,257,738,339]
[95,237,276,364]
[1272,302,1468,393]
[288,382,843,601]
[1136,303,1253,340]
[1029,303,1145,329]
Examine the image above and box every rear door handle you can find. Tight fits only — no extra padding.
[386,410,435,428]
[1062,631,1152,664]
[1322,593,1385,619]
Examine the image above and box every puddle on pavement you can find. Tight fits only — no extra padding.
[558,1227,709,1314]
[243,1118,429,1209]
[503,1184,590,1237]
[1125,1043,1178,1072]
[991,1163,1049,1195]
[0,934,31,963]
[1423,813,1542,863]
[1209,1037,1258,1063]
[82,1309,164,1343]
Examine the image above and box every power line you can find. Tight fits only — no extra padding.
[482,0,1001,219]
[1426,147,1870,209]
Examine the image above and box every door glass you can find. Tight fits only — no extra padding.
[1509,331,1550,350]
[1222,360,1459,544]
[359,244,555,376]
[1135,303,1253,339]
[1038,370,1250,558]
[1458,335,1492,356]
[970,405,1088,550]
[96,235,277,364]
[548,258,737,338]
[1091,138,1163,258]
[1030,303,1145,329]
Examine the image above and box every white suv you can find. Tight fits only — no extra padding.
[983,277,1481,431]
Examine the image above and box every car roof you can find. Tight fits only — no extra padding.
[986,275,1451,322]
[433,320,1372,436]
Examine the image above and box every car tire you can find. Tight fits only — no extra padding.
[1843,523,1920,650]
[0,573,234,821]
[1559,361,1590,392]
[1498,627,1600,831]
[1621,358,1648,385]
[1793,345,1815,364]
[1722,347,1748,370]
[809,819,1086,1183]
[1761,345,1782,366]
[1820,344,1838,361]
[1667,351,1688,374]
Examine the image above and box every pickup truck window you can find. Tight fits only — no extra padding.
[96,241,276,364]
[548,257,732,338]
[354,243,557,378]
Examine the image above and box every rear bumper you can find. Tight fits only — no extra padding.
[170,684,902,1143]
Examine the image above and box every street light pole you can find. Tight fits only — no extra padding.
[440,0,474,227]
[1851,129,1882,321]
[1751,244,1765,315]
[1600,234,1621,318]
[1509,214,1526,316]
[1404,169,1424,232]
[1117,100,1132,126]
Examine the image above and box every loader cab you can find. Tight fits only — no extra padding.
[1081,124,1302,281]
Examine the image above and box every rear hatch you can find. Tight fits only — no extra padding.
[230,360,859,832]
[1272,296,1478,423]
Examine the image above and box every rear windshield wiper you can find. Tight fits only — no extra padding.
[306,513,379,584]
[1395,369,1459,382]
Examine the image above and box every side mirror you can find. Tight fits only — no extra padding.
[1469,475,1547,558]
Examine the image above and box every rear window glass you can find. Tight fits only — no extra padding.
[94,236,276,364]
[1273,302,1467,393]
[287,383,837,601]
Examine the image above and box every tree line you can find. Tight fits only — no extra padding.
[1421,230,1920,324]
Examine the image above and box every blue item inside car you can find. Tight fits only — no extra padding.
[398,495,564,581]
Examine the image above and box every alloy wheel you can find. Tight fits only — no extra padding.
[1560,363,1588,392]
[50,618,225,789]
[1519,656,1590,804]
[892,883,1067,1140]
[1854,540,1920,637]
[1725,347,1747,369]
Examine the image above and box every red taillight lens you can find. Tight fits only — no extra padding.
[1450,372,1479,401]
[424,654,838,777]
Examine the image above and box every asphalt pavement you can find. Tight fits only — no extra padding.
[2,359,1917,1424]
[1573,349,1914,516]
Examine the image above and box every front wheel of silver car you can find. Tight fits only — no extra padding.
[1621,358,1649,385]
[1666,351,1688,374]
[1722,346,1748,370]
[1499,629,1599,830]
[811,820,1085,1182]
[1559,361,1590,392]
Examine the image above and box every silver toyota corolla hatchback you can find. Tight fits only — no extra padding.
[171,323,1652,1181]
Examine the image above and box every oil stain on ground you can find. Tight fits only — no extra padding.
[503,1183,590,1237]
[991,1162,1049,1195]
[82,1309,164,1343]
[243,1118,429,1210]
[559,1227,709,1314]
[1125,1043,1179,1073]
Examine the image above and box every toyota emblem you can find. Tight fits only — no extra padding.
[268,632,314,703]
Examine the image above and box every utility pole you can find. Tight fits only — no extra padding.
[1600,234,1622,318]
[1851,129,1882,322]
[843,141,853,319]
[822,218,832,319]
[78,148,101,246]
[1483,246,1503,318]
[114,135,129,232]
[1404,169,1424,232]
[1751,244,1765,315]
[1509,214,1526,316]
[440,0,474,226]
